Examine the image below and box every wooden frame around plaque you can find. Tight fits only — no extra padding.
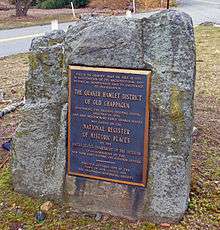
[67,66,151,187]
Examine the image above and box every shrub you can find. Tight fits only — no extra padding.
[38,0,89,9]
[73,0,89,8]
[38,0,64,9]
[9,0,38,6]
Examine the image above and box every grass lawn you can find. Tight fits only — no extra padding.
[0,14,75,30]
[0,26,219,229]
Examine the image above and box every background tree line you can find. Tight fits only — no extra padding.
[14,0,89,17]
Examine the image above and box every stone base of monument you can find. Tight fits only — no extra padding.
[12,10,196,224]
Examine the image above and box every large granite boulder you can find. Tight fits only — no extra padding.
[12,10,196,223]
[12,31,67,199]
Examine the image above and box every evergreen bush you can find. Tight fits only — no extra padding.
[9,0,38,6]
[38,0,89,9]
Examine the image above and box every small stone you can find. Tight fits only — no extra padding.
[200,21,214,26]
[59,213,66,220]
[83,212,95,218]
[196,180,203,189]
[0,202,7,210]
[11,88,16,94]
[160,223,171,228]
[103,214,110,221]
[95,212,102,221]
[15,206,22,215]
[9,222,24,230]
[40,201,53,212]
[0,90,4,101]
[192,126,198,136]
[2,140,12,151]
[188,209,195,214]
[35,210,46,223]
[128,2,134,12]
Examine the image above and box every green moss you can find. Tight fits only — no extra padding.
[169,86,185,150]
[28,48,53,81]
[155,92,163,108]
[37,52,50,76]
[59,52,64,69]
[170,86,185,127]
[37,51,49,63]
[52,129,61,144]
[139,222,158,230]
[0,167,44,228]
[42,64,50,77]
[15,130,30,138]
[29,53,38,71]
[48,39,62,47]
[0,167,12,191]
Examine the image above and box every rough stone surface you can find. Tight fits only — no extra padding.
[64,10,195,223]
[12,10,196,223]
[12,30,67,199]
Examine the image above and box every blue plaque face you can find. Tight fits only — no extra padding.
[68,66,151,187]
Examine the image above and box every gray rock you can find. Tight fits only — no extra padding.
[199,21,214,26]
[0,89,4,101]
[192,126,198,136]
[12,31,67,200]
[64,10,195,223]
[12,10,196,223]
[64,16,145,69]
[95,212,102,221]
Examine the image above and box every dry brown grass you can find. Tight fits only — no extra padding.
[171,25,220,230]
[0,54,28,104]
[0,54,28,165]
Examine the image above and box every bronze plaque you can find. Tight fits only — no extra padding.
[68,66,151,187]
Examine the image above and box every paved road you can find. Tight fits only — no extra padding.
[0,22,76,57]
[177,0,220,25]
[0,0,220,57]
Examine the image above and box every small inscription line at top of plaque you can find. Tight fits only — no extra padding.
[74,89,143,101]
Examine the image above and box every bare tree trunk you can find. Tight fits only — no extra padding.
[15,0,33,17]
[167,0,170,9]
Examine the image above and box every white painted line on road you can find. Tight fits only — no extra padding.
[193,0,220,5]
[0,33,45,43]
